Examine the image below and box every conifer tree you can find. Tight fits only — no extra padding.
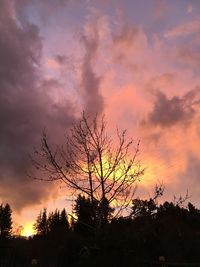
[74,195,98,233]
[0,203,12,239]
[60,209,69,232]
[48,209,60,233]
[34,208,48,236]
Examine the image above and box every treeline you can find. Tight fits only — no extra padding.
[34,208,69,237]
[2,193,200,266]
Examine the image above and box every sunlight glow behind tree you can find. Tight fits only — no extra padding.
[20,223,35,237]
[31,113,144,224]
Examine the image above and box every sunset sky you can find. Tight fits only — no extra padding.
[1,0,200,235]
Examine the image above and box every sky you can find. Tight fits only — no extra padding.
[1,0,200,234]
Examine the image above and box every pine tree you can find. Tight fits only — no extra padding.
[60,209,69,232]
[0,203,12,239]
[34,208,48,236]
[48,209,60,233]
[74,195,98,234]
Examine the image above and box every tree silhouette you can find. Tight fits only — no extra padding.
[48,209,60,234]
[74,194,98,234]
[131,198,157,219]
[4,196,200,265]
[60,208,69,232]
[131,184,164,219]
[74,194,114,233]
[31,113,144,225]
[48,209,69,235]
[34,208,48,236]
[0,203,12,239]
[34,208,70,237]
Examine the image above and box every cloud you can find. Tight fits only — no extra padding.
[164,153,200,206]
[165,19,200,38]
[79,15,104,115]
[0,1,76,211]
[181,154,200,191]
[109,23,148,75]
[153,0,168,19]
[112,23,147,60]
[1,0,200,215]
[187,4,193,14]
[141,89,200,128]
[139,85,200,203]
[112,24,139,49]
[55,54,69,66]
[15,0,70,24]
[176,46,200,68]
[0,2,107,211]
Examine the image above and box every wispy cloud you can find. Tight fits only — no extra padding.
[165,19,200,38]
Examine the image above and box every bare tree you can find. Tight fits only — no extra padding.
[31,113,144,224]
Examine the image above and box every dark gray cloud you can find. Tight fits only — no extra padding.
[0,1,75,210]
[80,24,104,115]
[142,89,200,128]
[0,0,105,211]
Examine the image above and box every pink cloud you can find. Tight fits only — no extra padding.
[165,19,200,38]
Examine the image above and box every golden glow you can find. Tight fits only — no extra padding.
[83,154,136,181]
[20,223,35,237]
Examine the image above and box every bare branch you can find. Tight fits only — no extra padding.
[30,113,144,222]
